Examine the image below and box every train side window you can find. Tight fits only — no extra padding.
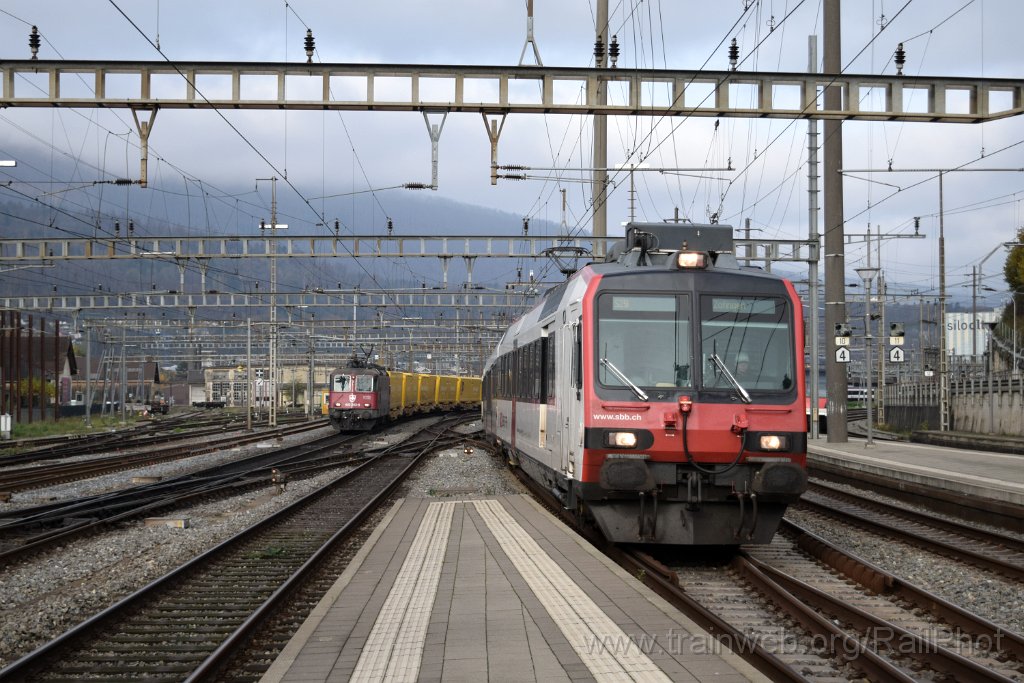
[549,332,557,402]
[541,333,555,404]
[536,339,544,401]
[573,321,582,396]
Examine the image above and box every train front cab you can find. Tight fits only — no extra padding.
[328,369,387,431]
[486,249,808,546]
[580,269,807,544]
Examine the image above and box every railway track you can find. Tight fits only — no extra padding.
[0,412,309,465]
[624,521,1024,682]
[0,419,327,493]
[796,480,1024,582]
[0,415,479,682]
[0,426,366,564]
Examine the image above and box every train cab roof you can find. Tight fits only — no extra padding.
[605,222,741,271]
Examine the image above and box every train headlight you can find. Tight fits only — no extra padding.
[759,434,788,451]
[605,431,638,448]
[675,251,708,269]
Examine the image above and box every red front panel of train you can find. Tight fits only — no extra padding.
[577,271,806,484]
[329,391,378,410]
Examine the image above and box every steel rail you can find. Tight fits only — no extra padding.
[738,553,1016,682]
[0,417,475,681]
[795,495,1024,582]
[783,518,1024,663]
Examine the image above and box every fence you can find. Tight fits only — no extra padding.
[883,373,1024,436]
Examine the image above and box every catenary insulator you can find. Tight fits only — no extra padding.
[609,35,620,68]
[128,219,134,235]
[387,218,394,235]
[114,221,120,235]
[29,26,40,60]
[304,29,315,63]
[334,219,340,235]
[894,42,906,76]
[594,34,605,67]
[728,38,739,71]
[522,218,529,235]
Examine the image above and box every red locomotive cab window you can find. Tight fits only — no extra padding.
[333,375,352,392]
[596,293,693,393]
[700,295,795,393]
[355,375,374,392]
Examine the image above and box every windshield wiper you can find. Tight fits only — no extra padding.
[710,353,752,403]
[600,358,649,401]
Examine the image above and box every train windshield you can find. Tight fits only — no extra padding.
[332,375,352,392]
[355,375,374,392]
[596,293,692,389]
[700,295,794,392]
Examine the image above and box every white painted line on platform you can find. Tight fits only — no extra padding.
[474,499,671,683]
[810,446,1024,491]
[820,439,1024,462]
[351,501,455,683]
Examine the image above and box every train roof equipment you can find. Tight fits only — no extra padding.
[605,222,739,271]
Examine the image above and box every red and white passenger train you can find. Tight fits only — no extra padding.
[482,223,808,545]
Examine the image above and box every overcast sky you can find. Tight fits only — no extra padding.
[1,1,1022,307]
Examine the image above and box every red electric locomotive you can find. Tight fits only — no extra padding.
[482,222,808,545]
[327,357,390,431]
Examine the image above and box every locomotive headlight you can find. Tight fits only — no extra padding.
[605,431,638,448]
[675,251,708,269]
[759,434,788,451]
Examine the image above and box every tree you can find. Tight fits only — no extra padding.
[1004,228,1024,293]
[1004,229,1024,342]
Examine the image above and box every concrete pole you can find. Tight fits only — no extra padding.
[864,277,875,446]
[119,326,127,425]
[592,0,608,258]
[307,326,314,421]
[877,273,886,424]
[807,34,821,439]
[269,178,278,427]
[988,325,995,433]
[972,265,978,357]
[85,324,92,427]
[939,173,949,431]
[246,319,252,431]
[823,0,849,442]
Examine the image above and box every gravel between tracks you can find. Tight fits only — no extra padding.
[0,417,521,669]
[785,507,1024,636]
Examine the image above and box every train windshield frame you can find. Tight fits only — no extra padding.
[699,294,795,393]
[595,292,693,393]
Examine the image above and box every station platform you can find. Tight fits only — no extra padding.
[807,436,1024,508]
[261,495,766,683]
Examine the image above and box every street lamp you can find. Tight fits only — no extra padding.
[985,320,998,434]
[1007,292,1021,378]
[855,267,880,446]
